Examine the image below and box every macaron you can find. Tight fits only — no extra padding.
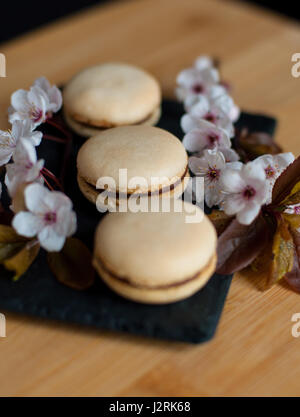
[76,126,189,207]
[63,62,161,137]
[93,202,217,304]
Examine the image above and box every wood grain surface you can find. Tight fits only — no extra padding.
[0,0,300,396]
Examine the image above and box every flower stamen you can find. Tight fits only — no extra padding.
[242,185,256,200]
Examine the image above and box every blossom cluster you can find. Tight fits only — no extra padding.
[176,56,295,225]
[0,78,76,251]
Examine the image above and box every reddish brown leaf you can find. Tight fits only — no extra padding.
[285,228,300,292]
[216,214,270,274]
[272,156,300,205]
[235,129,282,162]
[47,237,95,290]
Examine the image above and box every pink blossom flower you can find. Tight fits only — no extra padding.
[221,162,268,225]
[176,67,219,102]
[5,139,44,197]
[219,147,240,163]
[0,120,42,167]
[182,123,231,153]
[194,55,215,71]
[189,149,227,207]
[181,112,234,139]
[184,85,240,123]
[9,86,49,128]
[12,183,77,252]
[285,205,300,215]
[33,77,62,114]
[252,153,294,203]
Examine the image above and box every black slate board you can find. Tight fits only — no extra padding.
[0,100,277,343]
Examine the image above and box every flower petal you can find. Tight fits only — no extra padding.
[237,201,261,225]
[55,207,77,237]
[204,149,226,170]
[180,114,198,133]
[188,155,208,175]
[221,168,246,193]
[25,183,50,214]
[38,226,65,252]
[11,89,28,112]
[44,190,73,212]
[205,184,223,207]
[194,55,213,70]
[12,211,43,237]
[183,129,209,152]
[223,194,245,215]
[187,95,209,116]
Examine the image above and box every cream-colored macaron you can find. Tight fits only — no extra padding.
[93,203,217,304]
[77,126,189,206]
[63,63,161,137]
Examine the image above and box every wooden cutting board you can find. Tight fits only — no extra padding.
[0,0,300,396]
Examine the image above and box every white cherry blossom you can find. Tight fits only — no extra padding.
[181,111,234,139]
[5,139,44,197]
[194,55,215,71]
[176,66,219,102]
[33,77,62,114]
[184,85,240,122]
[220,162,269,225]
[189,149,228,207]
[285,205,300,215]
[12,183,77,252]
[252,153,294,203]
[0,120,42,166]
[219,147,240,163]
[183,123,231,153]
[0,129,16,166]
[9,86,49,128]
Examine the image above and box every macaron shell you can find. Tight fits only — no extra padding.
[93,254,217,304]
[94,203,217,287]
[63,63,161,127]
[64,106,161,138]
[77,126,188,192]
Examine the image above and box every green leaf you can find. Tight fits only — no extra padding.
[272,156,300,205]
[267,217,294,288]
[281,182,300,206]
[3,241,40,280]
[47,237,95,290]
[0,225,28,262]
[283,213,300,229]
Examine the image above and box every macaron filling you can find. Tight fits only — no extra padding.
[94,254,216,290]
[69,106,160,130]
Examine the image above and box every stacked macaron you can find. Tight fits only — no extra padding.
[64,62,217,304]
[93,203,217,304]
[76,126,189,207]
[63,63,161,137]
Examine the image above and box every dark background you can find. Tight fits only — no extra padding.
[0,0,299,44]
